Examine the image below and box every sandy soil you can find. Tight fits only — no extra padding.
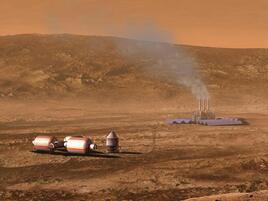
[0,100,268,201]
[1,34,268,200]
[185,190,268,201]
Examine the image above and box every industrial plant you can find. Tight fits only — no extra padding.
[168,99,247,126]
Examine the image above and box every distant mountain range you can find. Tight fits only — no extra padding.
[0,34,267,109]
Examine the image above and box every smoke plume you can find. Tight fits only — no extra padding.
[116,23,209,99]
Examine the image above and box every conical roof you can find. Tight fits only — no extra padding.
[107,131,118,139]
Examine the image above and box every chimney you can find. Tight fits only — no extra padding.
[204,99,208,111]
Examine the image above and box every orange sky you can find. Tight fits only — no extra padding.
[1,0,268,48]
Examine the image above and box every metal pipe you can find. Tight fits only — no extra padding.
[199,99,201,111]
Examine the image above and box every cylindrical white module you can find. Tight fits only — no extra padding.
[66,137,92,154]
[64,135,84,142]
[32,136,57,153]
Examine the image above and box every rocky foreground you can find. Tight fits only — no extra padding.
[185,190,268,201]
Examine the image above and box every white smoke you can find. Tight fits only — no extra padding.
[115,23,209,99]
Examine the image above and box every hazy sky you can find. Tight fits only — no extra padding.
[1,0,268,48]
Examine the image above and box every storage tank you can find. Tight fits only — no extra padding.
[65,136,96,154]
[106,131,119,153]
[32,136,57,153]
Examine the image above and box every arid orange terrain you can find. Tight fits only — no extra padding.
[0,34,268,201]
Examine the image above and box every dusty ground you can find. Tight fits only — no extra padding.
[0,100,268,201]
[185,190,268,201]
[0,34,268,200]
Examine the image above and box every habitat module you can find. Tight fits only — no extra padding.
[32,131,120,155]
[32,135,97,154]
[167,99,247,126]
